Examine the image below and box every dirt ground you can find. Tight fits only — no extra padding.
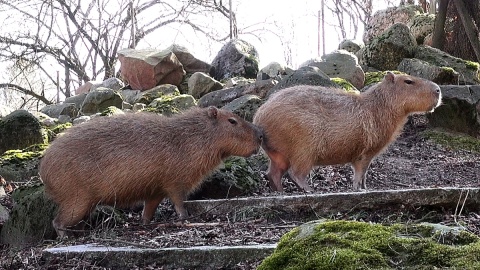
[1,115,479,269]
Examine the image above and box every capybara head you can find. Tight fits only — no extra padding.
[380,72,442,114]
[207,106,263,158]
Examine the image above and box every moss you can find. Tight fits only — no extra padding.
[258,220,480,270]
[364,71,405,87]
[147,94,197,116]
[422,129,480,153]
[330,78,359,94]
[465,61,480,70]
[1,144,48,163]
[100,106,124,116]
[45,122,72,142]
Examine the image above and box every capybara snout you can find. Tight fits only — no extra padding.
[254,72,442,192]
[40,106,262,238]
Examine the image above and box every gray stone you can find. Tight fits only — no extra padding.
[132,103,146,112]
[64,93,88,110]
[40,103,78,118]
[414,45,480,85]
[361,23,416,71]
[0,110,48,154]
[80,87,124,115]
[72,115,91,125]
[148,94,197,116]
[133,84,180,105]
[187,72,223,99]
[0,145,44,183]
[167,44,212,74]
[210,39,259,81]
[224,77,255,88]
[301,50,365,89]
[338,39,364,54]
[57,115,72,124]
[408,13,435,44]
[398,58,459,84]
[257,62,294,81]
[268,66,340,97]
[91,77,124,92]
[120,89,141,105]
[428,85,480,138]
[222,95,263,122]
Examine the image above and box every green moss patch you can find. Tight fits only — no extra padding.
[422,129,480,153]
[330,78,359,94]
[258,220,480,270]
[364,71,405,87]
[1,144,48,163]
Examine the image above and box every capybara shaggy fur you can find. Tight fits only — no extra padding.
[253,72,442,192]
[40,106,262,237]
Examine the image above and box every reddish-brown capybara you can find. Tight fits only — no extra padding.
[253,72,442,192]
[40,106,263,237]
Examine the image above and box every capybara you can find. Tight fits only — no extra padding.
[40,106,262,237]
[253,72,442,192]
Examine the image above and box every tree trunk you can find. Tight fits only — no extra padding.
[453,0,480,62]
[432,0,449,50]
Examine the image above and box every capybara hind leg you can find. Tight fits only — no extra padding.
[168,191,188,220]
[351,157,373,190]
[142,196,165,224]
[288,168,313,192]
[53,204,91,238]
[265,151,289,192]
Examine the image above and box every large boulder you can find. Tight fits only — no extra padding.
[210,39,259,81]
[167,44,212,74]
[222,94,263,122]
[133,84,180,105]
[408,13,435,44]
[428,85,480,138]
[118,48,186,90]
[363,4,422,44]
[301,50,365,89]
[398,58,459,84]
[80,88,124,115]
[0,110,48,154]
[257,62,294,81]
[259,220,480,269]
[360,23,416,71]
[413,45,480,85]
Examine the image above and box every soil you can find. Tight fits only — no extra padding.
[1,115,479,269]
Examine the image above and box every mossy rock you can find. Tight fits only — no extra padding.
[363,70,405,88]
[100,106,125,116]
[146,94,197,116]
[80,88,124,115]
[258,220,480,270]
[222,94,263,122]
[330,78,359,94]
[0,144,47,182]
[422,129,480,153]
[189,155,263,200]
[0,110,48,154]
[134,84,181,104]
[0,181,57,248]
[45,122,72,142]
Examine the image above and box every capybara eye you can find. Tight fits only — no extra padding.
[404,79,414,84]
[228,118,238,125]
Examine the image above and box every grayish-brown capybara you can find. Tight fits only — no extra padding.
[40,106,263,237]
[253,72,442,192]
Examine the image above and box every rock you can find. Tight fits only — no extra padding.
[210,39,259,81]
[74,81,95,95]
[118,48,186,90]
[198,79,276,108]
[267,66,341,97]
[64,93,88,111]
[428,85,480,138]
[0,110,48,154]
[99,106,125,116]
[413,45,480,85]
[120,89,142,105]
[0,203,8,224]
[258,220,480,269]
[408,13,435,44]
[80,87,124,115]
[133,84,180,105]
[72,115,91,125]
[360,23,416,71]
[166,44,212,74]
[132,103,146,112]
[40,103,78,119]
[300,50,365,89]
[257,62,294,81]
[76,78,125,95]
[363,4,422,44]
[224,77,255,88]
[57,115,72,124]
[0,182,57,248]
[188,72,223,99]
[222,95,263,122]
[147,94,197,116]
[0,144,46,183]
[398,58,459,84]
[338,39,364,54]
[189,156,263,200]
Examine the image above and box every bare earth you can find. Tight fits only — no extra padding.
[1,115,479,269]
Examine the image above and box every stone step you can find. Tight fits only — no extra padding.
[42,243,276,269]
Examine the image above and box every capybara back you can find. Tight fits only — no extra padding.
[40,106,262,237]
[253,72,441,192]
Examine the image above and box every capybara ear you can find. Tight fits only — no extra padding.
[207,106,218,119]
[384,71,395,83]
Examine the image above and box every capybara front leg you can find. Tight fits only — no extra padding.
[351,156,373,190]
[53,203,91,238]
[142,196,165,224]
[265,151,290,192]
[288,167,313,192]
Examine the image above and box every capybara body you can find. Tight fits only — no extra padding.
[40,106,262,237]
[253,72,442,192]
